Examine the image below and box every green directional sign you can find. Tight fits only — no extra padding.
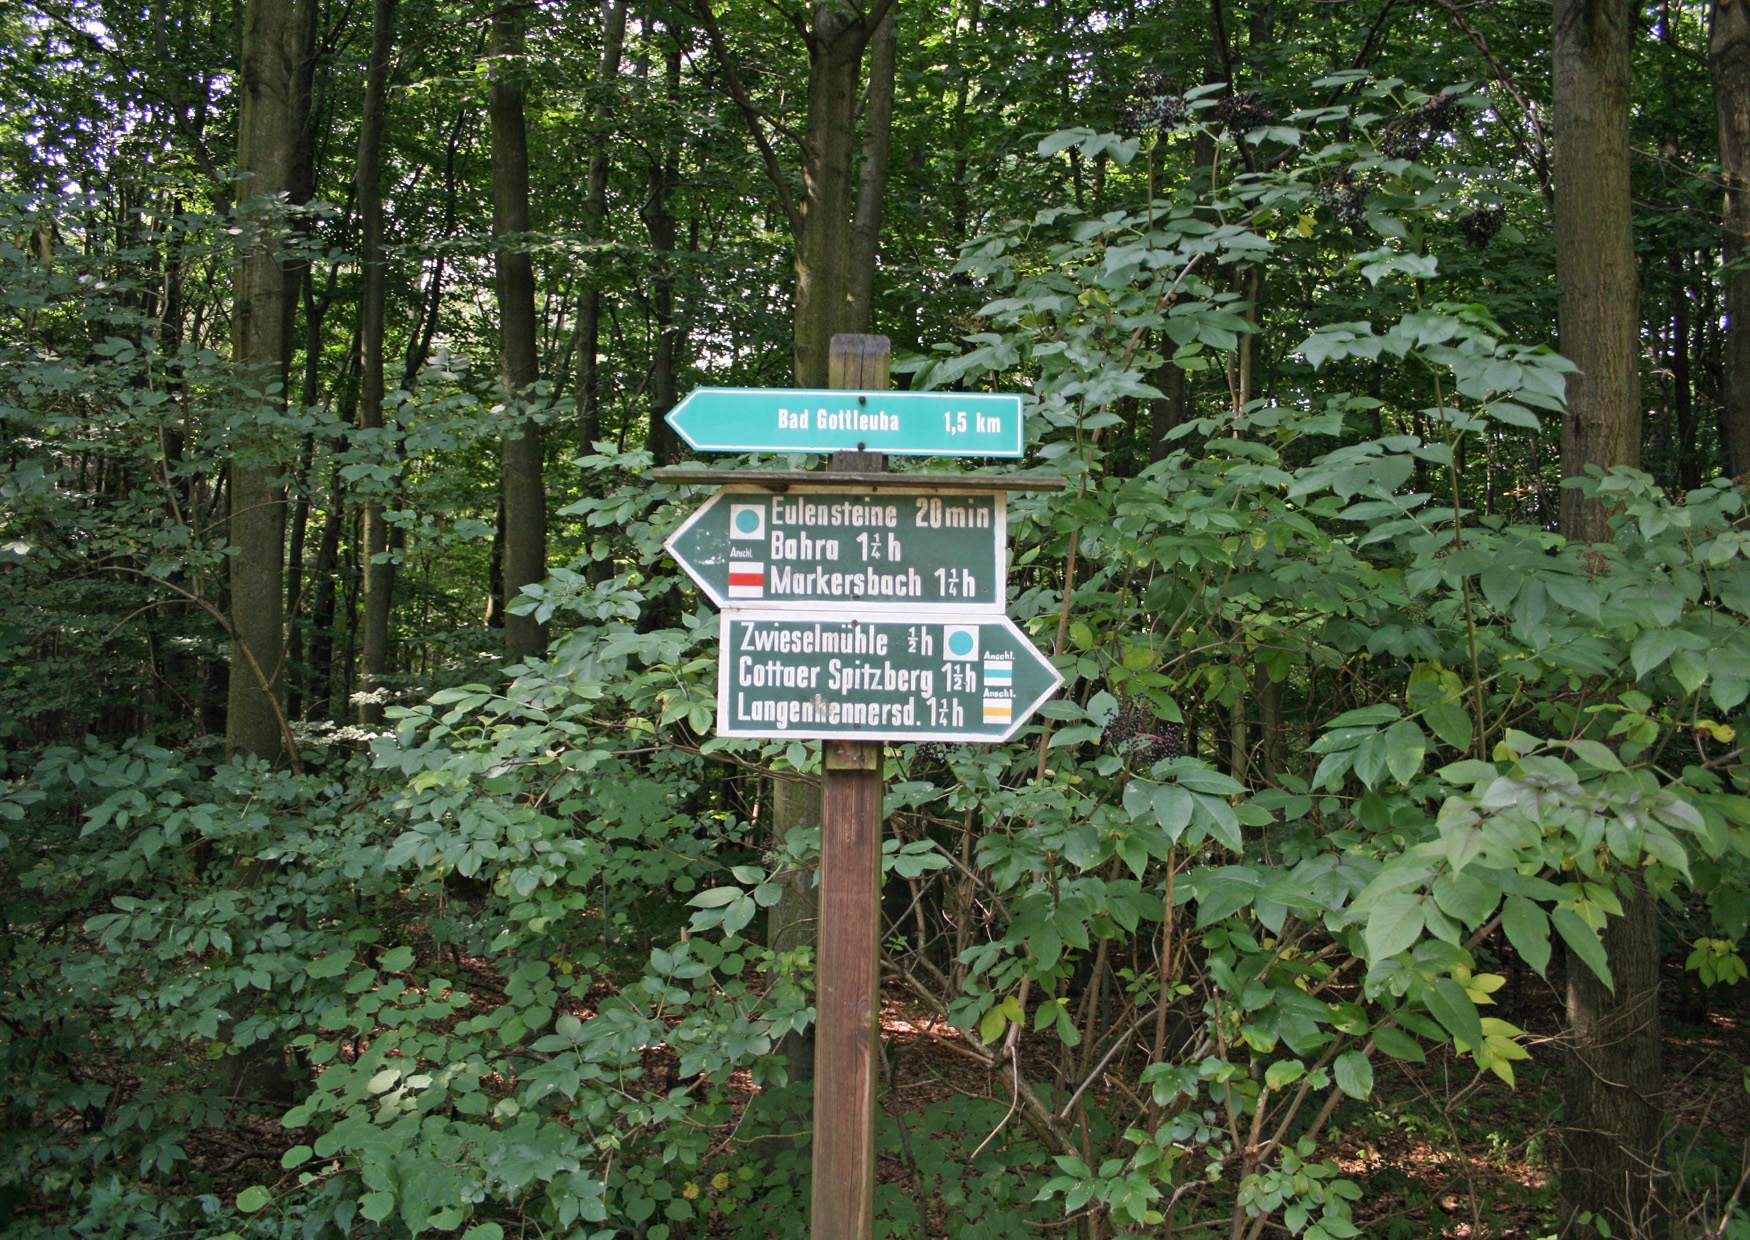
[665,485,1006,613]
[665,387,1024,457]
[717,611,1062,742]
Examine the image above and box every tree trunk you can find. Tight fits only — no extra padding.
[1151,357,1192,461]
[1715,0,1750,476]
[1554,0,1642,543]
[1562,883,1667,1239]
[226,0,316,762]
[643,28,682,464]
[285,432,313,724]
[846,4,896,335]
[1671,252,1701,490]
[490,1,547,659]
[356,0,399,725]
[577,0,627,449]
[1552,1,1664,1233]
[767,775,821,1090]
[947,0,981,243]
[305,463,344,720]
[403,108,469,389]
[792,3,869,385]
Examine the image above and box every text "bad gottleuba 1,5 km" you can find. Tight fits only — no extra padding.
[663,388,1024,457]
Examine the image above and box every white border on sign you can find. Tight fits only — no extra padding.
[665,388,1025,458]
[713,608,1064,744]
[663,485,1009,616]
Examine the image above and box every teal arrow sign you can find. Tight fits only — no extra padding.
[665,387,1024,457]
[716,610,1062,742]
[665,485,1007,613]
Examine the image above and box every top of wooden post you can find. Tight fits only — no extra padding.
[828,333,889,475]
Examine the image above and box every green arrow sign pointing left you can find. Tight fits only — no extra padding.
[665,485,1007,613]
[665,387,1024,457]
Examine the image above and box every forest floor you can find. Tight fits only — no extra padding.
[870,963,1749,1239]
[29,951,1749,1238]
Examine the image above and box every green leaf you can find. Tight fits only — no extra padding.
[1710,676,1748,711]
[1630,629,1684,680]
[1671,649,1708,694]
[1500,896,1551,977]
[360,1191,396,1223]
[1424,702,1473,752]
[688,887,744,908]
[1333,1051,1374,1099]
[1553,907,1613,992]
[1566,739,1623,772]
[1426,977,1484,1049]
[464,1226,506,1240]
[279,1145,312,1170]
[1364,892,1425,961]
[1117,835,1149,880]
[1353,735,1387,789]
[1326,704,1401,728]
[1152,784,1194,840]
[1384,719,1426,785]
[236,1186,271,1214]
[1546,575,1601,620]
[305,950,354,979]
[1194,793,1243,851]
[1038,127,1095,156]
[1441,826,1484,875]
[1431,870,1495,925]
[1312,750,1353,791]
[379,946,415,972]
[1265,1059,1306,1090]
[1479,565,1520,612]
[1372,1026,1424,1063]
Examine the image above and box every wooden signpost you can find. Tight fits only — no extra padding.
[659,335,1061,1238]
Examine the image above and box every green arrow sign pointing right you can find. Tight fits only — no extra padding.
[717,610,1062,742]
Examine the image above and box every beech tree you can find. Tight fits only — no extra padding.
[489,0,547,659]
[1718,0,1750,475]
[227,0,317,761]
[355,0,398,725]
[1551,0,1665,1233]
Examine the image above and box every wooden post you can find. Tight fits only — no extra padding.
[811,333,888,1238]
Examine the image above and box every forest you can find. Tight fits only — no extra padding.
[2,0,1749,1235]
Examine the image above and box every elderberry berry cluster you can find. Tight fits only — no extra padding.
[914,741,952,764]
[1103,699,1185,765]
[1376,93,1460,161]
[1316,170,1369,229]
[1210,90,1277,136]
[1459,204,1506,249]
[1118,72,1188,133]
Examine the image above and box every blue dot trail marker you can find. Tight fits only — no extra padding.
[664,387,1025,458]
